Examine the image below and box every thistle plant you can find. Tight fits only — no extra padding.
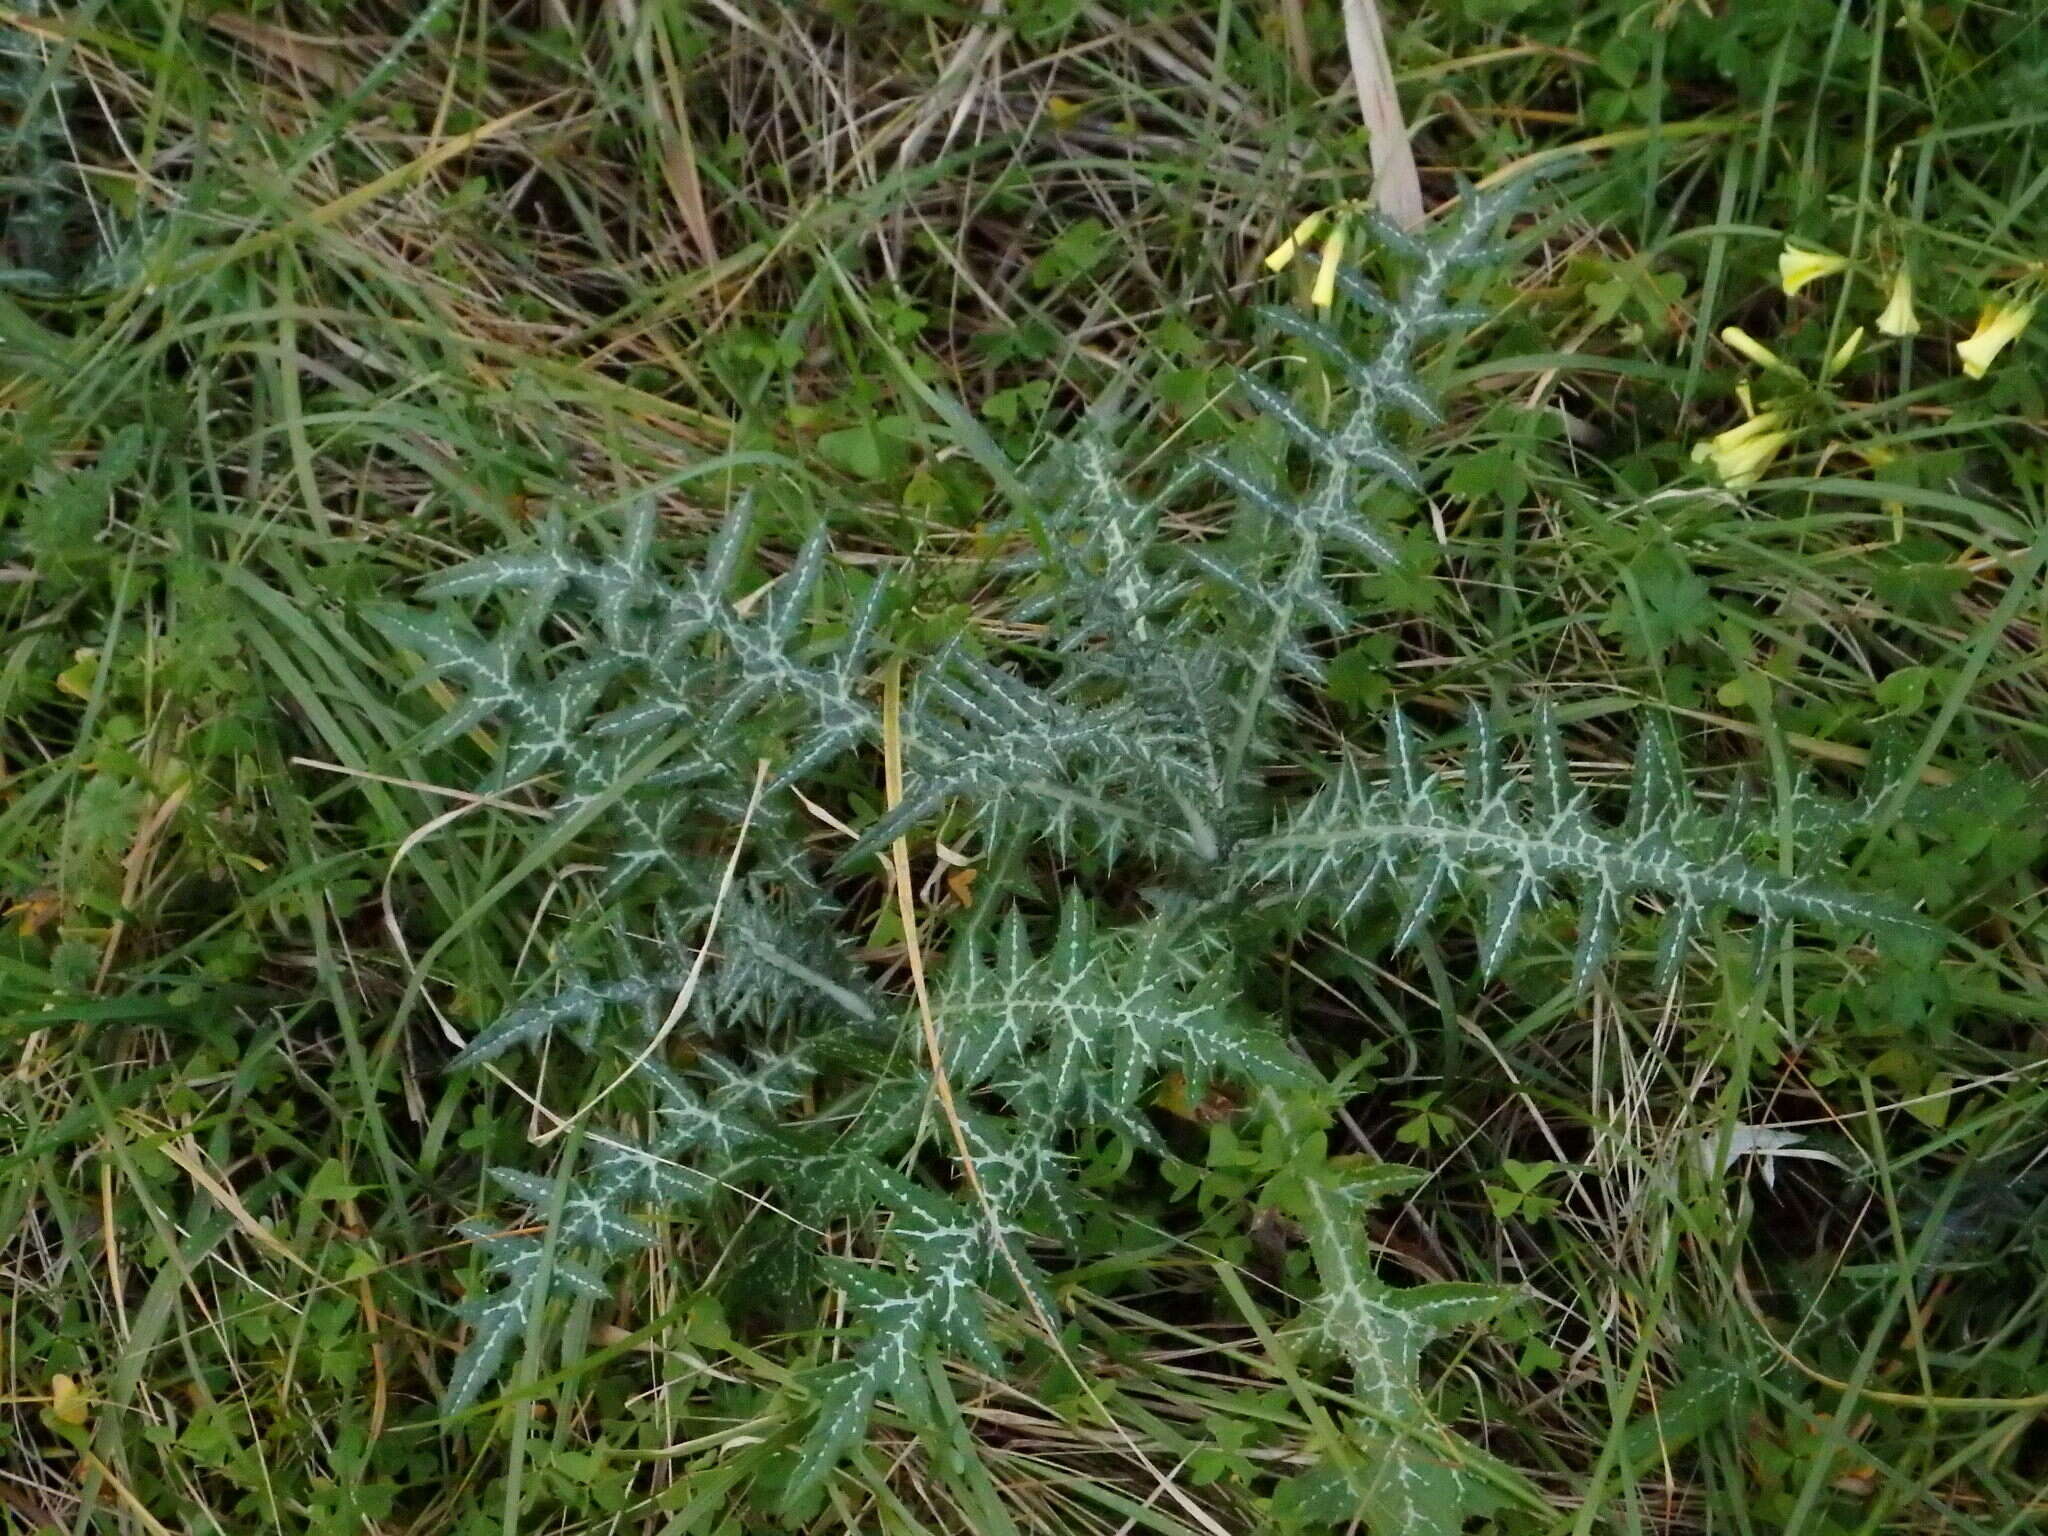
[369,178,1934,1512]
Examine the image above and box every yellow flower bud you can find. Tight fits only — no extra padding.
[1823,326,1865,379]
[1956,300,2035,379]
[1719,326,1789,372]
[1714,429,1794,489]
[1692,412,1793,488]
[1264,209,1328,273]
[50,1373,89,1427]
[1311,220,1349,308]
[1778,246,1850,297]
[1708,410,1788,450]
[1874,270,1919,337]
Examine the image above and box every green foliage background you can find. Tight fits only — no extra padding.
[4,1,2048,1532]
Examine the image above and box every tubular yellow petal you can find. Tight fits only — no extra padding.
[1714,429,1793,488]
[1264,209,1327,273]
[1779,246,1850,297]
[1823,326,1865,379]
[1957,301,2034,379]
[1710,410,1787,450]
[1719,326,1788,371]
[1311,220,1349,308]
[1875,270,1919,337]
[1691,411,1786,469]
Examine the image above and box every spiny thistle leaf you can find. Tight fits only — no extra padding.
[1203,180,1525,583]
[371,499,884,893]
[1273,1162,1510,1536]
[443,1218,611,1415]
[1241,710,1936,984]
[935,896,1316,1138]
[448,968,677,1071]
[790,1260,942,1491]
[456,1218,612,1304]
[442,1267,542,1417]
[490,1166,654,1257]
[1000,436,1194,645]
[782,1172,1029,1503]
[851,644,1199,862]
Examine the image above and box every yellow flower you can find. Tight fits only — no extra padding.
[1956,300,2035,379]
[1779,245,1850,297]
[1688,411,1784,463]
[1311,221,1350,309]
[1875,270,1919,337]
[1263,202,1364,307]
[1715,429,1793,488]
[1263,209,1330,273]
[1691,411,1793,488]
[1719,326,1794,374]
[50,1373,89,1428]
[1823,326,1865,380]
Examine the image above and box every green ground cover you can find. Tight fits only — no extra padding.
[4,2,2048,1532]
